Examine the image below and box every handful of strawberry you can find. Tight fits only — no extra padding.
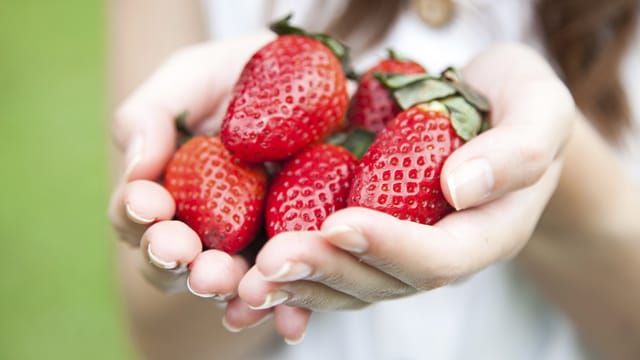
[163,16,489,254]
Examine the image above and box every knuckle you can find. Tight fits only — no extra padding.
[410,275,455,291]
[112,102,141,148]
[515,139,551,187]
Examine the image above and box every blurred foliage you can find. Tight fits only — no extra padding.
[0,0,136,358]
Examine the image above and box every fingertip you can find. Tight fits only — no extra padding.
[187,250,238,299]
[238,266,276,309]
[143,220,203,269]
[442,157,495,210]
[274,306,310,345]
[223,297,272,332]
[124,180,176,224]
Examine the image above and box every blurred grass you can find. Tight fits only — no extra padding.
[0,0,136,359]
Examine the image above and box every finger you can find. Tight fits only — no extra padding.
[239,266,368,311]
[222,297,273,333]
[322,162,561,290]
[274,305,311,345]
[441,43,575,210]
[124,180,176,224]
[187,250,249,301]
[108,184,145,246]
[138,220,203,293]
[108,180,176,246]
[112,32,274,181]
[254,231,415,302]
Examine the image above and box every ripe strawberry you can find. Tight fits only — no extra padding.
[348,51,426,133]
[221,17,350,162]
[266,143,357,237]
[164,136,268,253]
[349,69,489,224]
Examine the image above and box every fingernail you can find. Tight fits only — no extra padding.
[221,316,243,333]
[322,225,368,253]
[186,276,234,301]
[262,262,313,282]
[147,243,178,270]
[248,313,273,329]
[284,332,306,345]
[125,202,155,224]
[124,136,143,181]
[447,158,494,210]
[248,290,290,310]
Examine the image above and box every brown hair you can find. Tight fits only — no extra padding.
[327,0,639,142]
[537,0,638,141]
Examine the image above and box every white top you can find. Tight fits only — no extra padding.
[202,1,640,359]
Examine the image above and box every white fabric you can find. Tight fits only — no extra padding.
[201,0,640,358]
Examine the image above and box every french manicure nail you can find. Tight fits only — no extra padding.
[146,243,178,270]
[125,202,155,224]
[248,290,290,310]
[262,262,312,282]
[322,225,368,253]
[447,158,494,210]
[221,316,243,333]
[284,332,306,345]
[124,136,143,181]
[186,276,233,300]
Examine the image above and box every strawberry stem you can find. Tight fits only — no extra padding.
[269,14,358,80]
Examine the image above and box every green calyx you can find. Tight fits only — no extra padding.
[328,128,376,159]
[374,68,491,141]
[269,14,357,80]
[175,110,193,146]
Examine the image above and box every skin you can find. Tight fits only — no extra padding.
[109,1,640,359]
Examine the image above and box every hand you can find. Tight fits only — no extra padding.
[236,43,575,341]
[107,32,288,334]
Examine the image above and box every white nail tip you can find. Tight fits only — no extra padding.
[322,224,355,236]
[221,317,243,333]
[248,290,290,310]
[262,262,312,282]
[285,332,306,345]
[186,277,216,299]
[125,203,155,224]
[146,243,178,270]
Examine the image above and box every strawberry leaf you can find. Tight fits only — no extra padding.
[392,78,457,110]
[270,14,357,80]
[441,96,482,141]
[373,72,432,89]
[340,128,376,159]
[442,67,490,112]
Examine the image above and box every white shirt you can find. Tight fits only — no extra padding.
[202,1,640,358]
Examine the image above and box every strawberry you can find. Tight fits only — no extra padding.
[164,136,268,253]
[221,16,351,163]
[348,69,489,224]
[348,50,426,133]
[266,143,357,237]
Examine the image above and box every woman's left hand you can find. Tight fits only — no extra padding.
[224,43,576,343]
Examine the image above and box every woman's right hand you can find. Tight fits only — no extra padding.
[107,32,309,337]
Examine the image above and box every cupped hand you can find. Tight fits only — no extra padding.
[237,43,575,341]
[107,32,283,335]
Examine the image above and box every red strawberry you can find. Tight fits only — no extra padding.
[266,143,357,237]
[221,17,350,163]
[348,51,426,133]
[164,136,268,253]
[349,69,489,224]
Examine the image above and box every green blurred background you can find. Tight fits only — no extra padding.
[0,0,136,358]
